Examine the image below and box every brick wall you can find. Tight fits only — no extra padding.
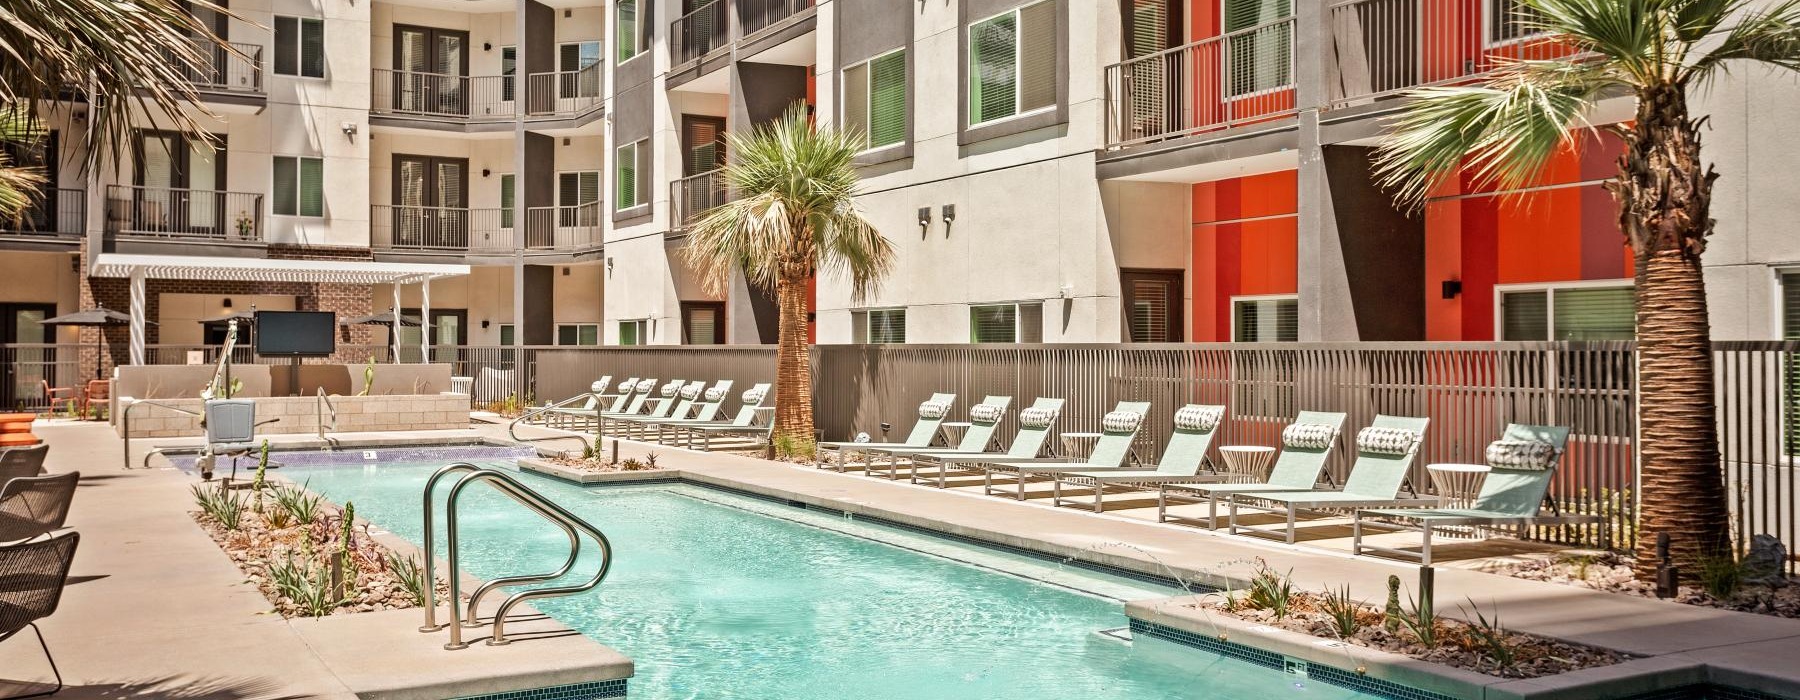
[77,244,379,376]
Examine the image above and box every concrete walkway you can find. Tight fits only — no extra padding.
[0,420,630,700]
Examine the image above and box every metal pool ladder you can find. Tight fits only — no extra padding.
[419,462,614,650]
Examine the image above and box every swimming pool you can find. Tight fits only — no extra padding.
[296,457,1378,700]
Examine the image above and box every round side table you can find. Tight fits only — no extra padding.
[1218,445,1277,484]
[1426,463,1491,509]
[938,421,973,448]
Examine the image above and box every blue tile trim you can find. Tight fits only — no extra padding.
[1129,619,1457,700]
[450,679,628,700]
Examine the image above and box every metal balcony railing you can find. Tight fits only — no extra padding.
[104,185,263,241]
[371,69,514,121]
[525,63,604,117]
[1103,18,1298,148]
[738,0,814,37]
[671,0,728,65]
[523,203,603,250]
[1326,0,1580,106]
[670,168,730,231]
[371,205,512,253]
[2,188,85,238]
[172,39,264,94]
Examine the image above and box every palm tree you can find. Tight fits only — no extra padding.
[0,108,45,221]
[1,0,231,170]
[1375,0,1800,581]
[681,103,896,457]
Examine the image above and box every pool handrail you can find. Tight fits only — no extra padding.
[123,400,204,470]
[508,393,598,452]
[419,463,614,649]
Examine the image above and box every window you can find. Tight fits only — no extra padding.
[852,308,907,344]
[272,156,323,217]
[501,46,517,101]
[559,170,601,225]
[1498,284,1635,341]
[560,41,603,97]
[618,319,647,346]
[500,173,515,228]
[968,1,1056,126]
[845,49,907,150]
[1123,270,1183,342]
[615,140,649,211]
[1487,0,1544,44]
[498,324,514,345]
[273,16,325,78]
[557,324,600,345]
[1223,0,1293,97]
[1783,273,1800,456]
[1233,296,1298,342]
[617,0,648,63]
[970,302,1043,343]
[681,302,725,344]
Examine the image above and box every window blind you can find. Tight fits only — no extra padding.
[1784,273,1800,340]
[501,47,516,101]
[969,12,1018,124]
[619,320,645,346]
[300,19,325,78]
[971,304,1017,343]
[1234,298,1298,342]
[1488,0,1542,42]
[1019,302,1044,342]
[868,51,907,148]
[298,157,323,216]
[1552,287,1634,340]
[1500,290,1550,341]
[616,142,638,209]
[1783,274,1800,456]
[274,17,298,76]
[273,156,297,215]
[500,174,515,228]
[618,0,639,61]
[868,309,906,343]
[1224,0,1292,96]
[685,307,719,345]
[1018,1,1056,112]
[844,62,870,147]
[1127,278,1173,342]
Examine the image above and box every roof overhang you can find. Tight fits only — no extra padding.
[88,253,469,285]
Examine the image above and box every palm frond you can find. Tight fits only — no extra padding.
[681,103,895,302]
[1683,0,1800,84]
[1375,60,1616,208]
[0,0,242,172]
[1518,0,1663,83]
[0,107,47,219]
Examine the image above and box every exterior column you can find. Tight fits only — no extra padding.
[420,279,431,363]
[1293,0,1357,340]
[128,270,146,367]
[391,283,402,363]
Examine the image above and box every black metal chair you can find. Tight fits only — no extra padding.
[0,474,78,545]
[0,531,79,699]
[0,446,49,487]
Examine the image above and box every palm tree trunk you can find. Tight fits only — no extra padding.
[771,272,815,456]
[1617,83,1728,581]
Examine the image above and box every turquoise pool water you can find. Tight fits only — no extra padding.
[299,460,1376,700]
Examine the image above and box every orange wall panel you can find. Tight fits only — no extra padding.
[1190,169,1300,342]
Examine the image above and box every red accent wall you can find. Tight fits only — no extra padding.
[1423,129,1632,340]
[1191,170,1299,341]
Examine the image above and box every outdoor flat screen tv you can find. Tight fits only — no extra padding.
[255,311,336,357]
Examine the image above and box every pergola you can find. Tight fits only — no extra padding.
[88,253,471,366]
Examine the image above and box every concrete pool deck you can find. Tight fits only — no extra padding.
[0,420,632,700]
[13,417,1800,699]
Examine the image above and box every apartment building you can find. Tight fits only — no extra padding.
[2,0,1796,395]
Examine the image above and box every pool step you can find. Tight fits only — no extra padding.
[1093,627,1133,645]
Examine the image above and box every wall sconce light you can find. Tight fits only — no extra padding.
[1441,279,1463,299]
[562,137,571,146]
[564,9,572,17]
[222,298,233,309]
[483,42,492,52]
[562,266,571,276]
[605,257,615,275]
[917,207,931,236]
[481,319,491,329]
[341,122,358,142]
[940,204,955,237]
[481,169,491,178]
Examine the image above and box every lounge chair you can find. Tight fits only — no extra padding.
[542,377,615,429]
[1227,414,1433,544]
[1050,404,1226,513]
[0,445,49,486]
[815,393,957,471]
[951,401,1152,501]
[0,472,79,544]
[600,378,659,419]
[0,530,79,698]
[628,381,736,436]
[595,376,639,413]
[861,395,1013,479]
[601,379,690,438]
[1353,424,1602,565]
[1157,411,1347,529]
[902,398,1066,487]
[667,384,774,450]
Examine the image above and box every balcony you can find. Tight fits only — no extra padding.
[172,39,265,99]
[371,204,601,256]
[524,63,605,120]
[1,188,85,243]
[670,168,730,236]
[1327,0,1579,107]
[370,70,515,126]
[104,185,264,243]
[1103,18,1298,149]
[738,0,815,38]
[671,0,729,66]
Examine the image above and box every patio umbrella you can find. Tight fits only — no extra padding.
[41,307,156,379]
[341,309,426,363]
